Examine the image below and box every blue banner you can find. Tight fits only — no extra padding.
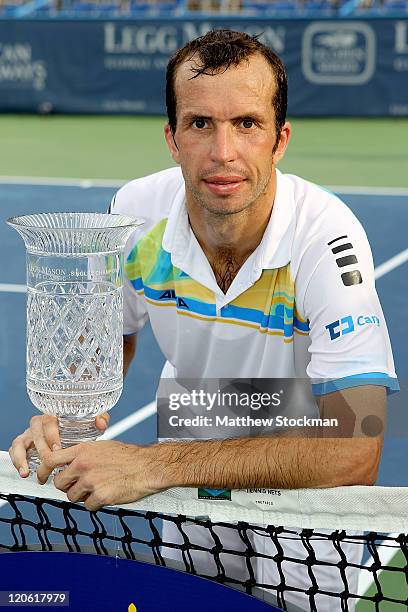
[0,17,407,116]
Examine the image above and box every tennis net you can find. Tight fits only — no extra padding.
[0,451,407,611]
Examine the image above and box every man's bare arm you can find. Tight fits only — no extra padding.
[41,385,386,510]
[154,434,380,491]
[148,385,385,490]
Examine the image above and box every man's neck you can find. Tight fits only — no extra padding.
[186,177,277,293]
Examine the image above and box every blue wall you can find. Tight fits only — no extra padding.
[0,17,407,115]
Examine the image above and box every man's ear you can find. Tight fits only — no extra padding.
[164,124,180,164]
[273,121,291,165]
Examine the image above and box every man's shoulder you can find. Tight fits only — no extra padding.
[285,172,366,243]
[110,166,184,217]
[286,173,350,217]
[285,173,371,285]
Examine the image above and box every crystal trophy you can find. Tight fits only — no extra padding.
[7,212,143,472]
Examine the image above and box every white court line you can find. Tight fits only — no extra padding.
[0,283,26,293]
[0,176,126,188]
[0,175,408,196]
[374,248,408,280]
[328,185,408,197]
[99,401,156,441]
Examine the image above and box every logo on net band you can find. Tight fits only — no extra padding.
[198,488,231,501]
[325,314,380,340]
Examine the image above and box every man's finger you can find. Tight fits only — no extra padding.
[53,464,80,492]
[63,481,89,503]
[41,445,81,471]
[84,493,104,512]
[36,446,82,485]
[30,416,55,460]
[42,416,62,451]
[10,430,34,477]
[95,413,110,431]
[36,461,55,485]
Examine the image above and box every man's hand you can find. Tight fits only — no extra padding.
[37,441,161,511]
[8,413,110,477]
[9,335,136,478]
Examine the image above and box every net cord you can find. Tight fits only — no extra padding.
[0,451,407,532]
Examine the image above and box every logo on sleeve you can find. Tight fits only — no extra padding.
[327,235,363,286]
[325,315,380,340]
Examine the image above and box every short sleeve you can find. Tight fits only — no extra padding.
[123,274,148,335]
[109,192,148,336]
[106,167,185,336]
[300,222,398,396]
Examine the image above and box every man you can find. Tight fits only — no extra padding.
[10,29,397,610]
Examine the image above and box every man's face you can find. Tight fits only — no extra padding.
[165,53,289,217]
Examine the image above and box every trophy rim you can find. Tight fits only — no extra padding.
[6,212,145,232]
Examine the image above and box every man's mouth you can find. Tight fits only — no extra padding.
[203,176,246,195]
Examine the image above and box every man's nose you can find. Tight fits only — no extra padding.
[209,125,238,164]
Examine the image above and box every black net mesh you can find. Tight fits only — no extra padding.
[0,493,407,611]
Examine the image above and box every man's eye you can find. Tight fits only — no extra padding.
[193,118,207,129]
[241,119,255,129]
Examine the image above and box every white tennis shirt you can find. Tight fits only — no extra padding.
[111,166,398,396]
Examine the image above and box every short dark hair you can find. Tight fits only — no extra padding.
[166,29,288,138]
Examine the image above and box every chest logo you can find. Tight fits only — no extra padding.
[159,289,189,309]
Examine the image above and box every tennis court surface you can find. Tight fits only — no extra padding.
[0,178,407,610]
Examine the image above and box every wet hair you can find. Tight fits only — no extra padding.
[166,29,288,138]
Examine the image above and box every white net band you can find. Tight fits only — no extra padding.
[1,451,406,532]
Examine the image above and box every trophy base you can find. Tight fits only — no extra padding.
[28,416,102,474]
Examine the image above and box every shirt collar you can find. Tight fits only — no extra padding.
[162,169,296,275]
[254,169,296,271]
[161,179,190,265]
